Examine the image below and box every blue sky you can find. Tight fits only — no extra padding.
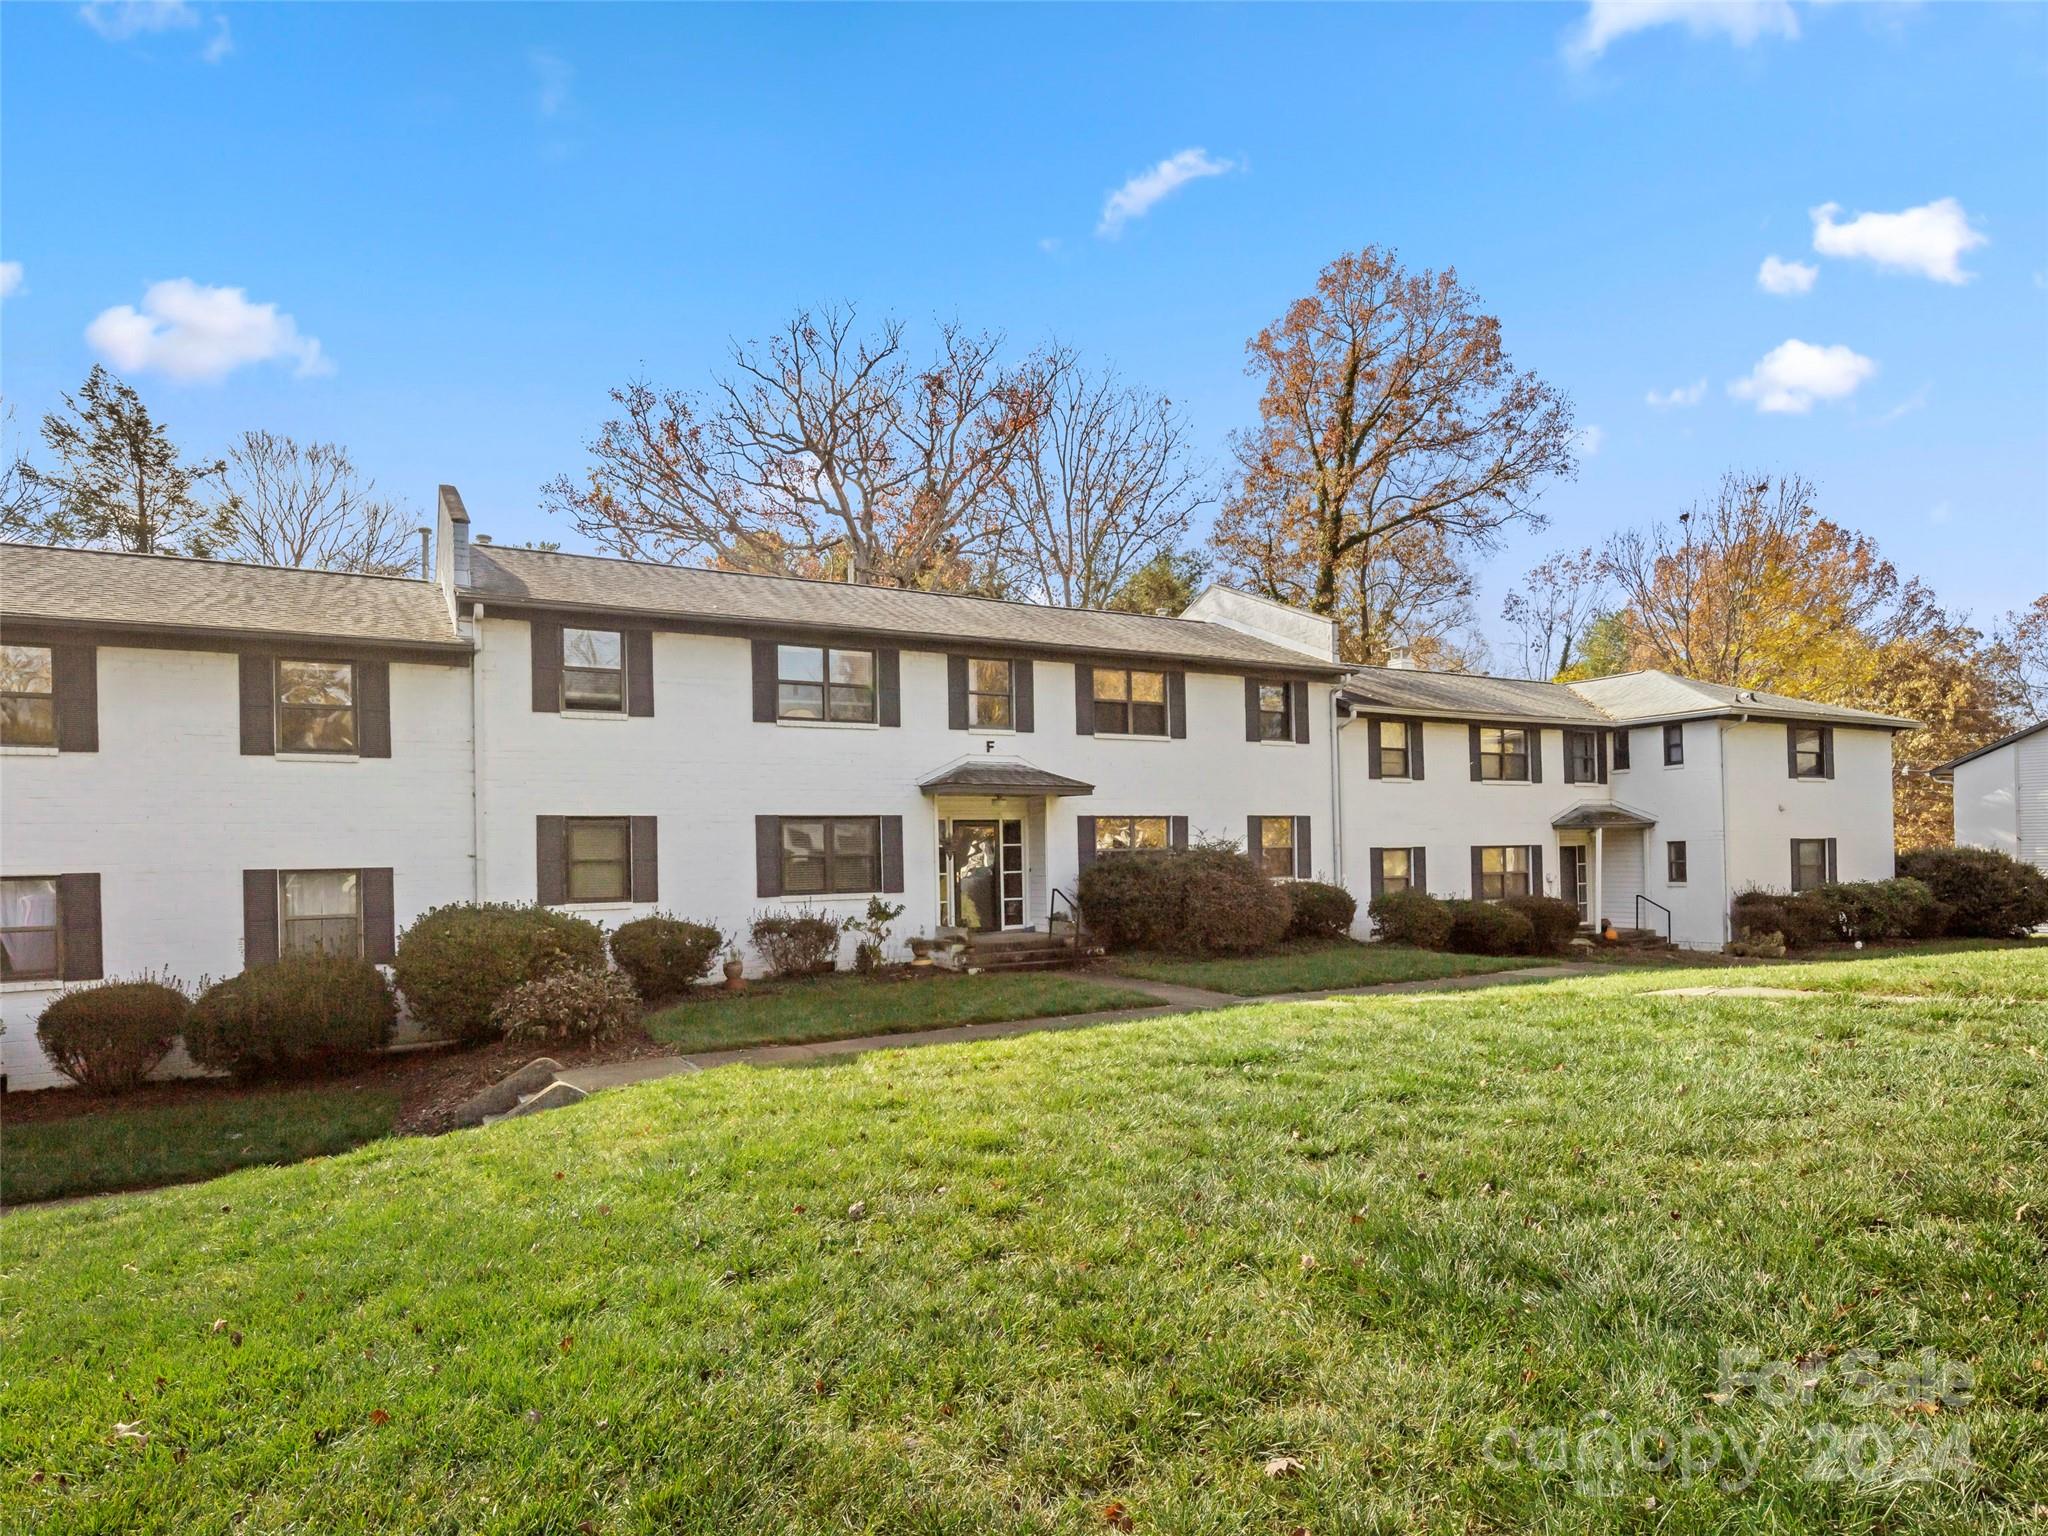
[5,1,2044,653]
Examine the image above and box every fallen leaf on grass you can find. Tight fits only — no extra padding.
[1101,1502,1134,1531]
[369,1410,390,1427]
[1263,1454,1305,1478]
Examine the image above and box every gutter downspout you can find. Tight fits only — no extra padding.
[469,604,487,904]
[1716,713,1747,946]
[1329,688,1346,892]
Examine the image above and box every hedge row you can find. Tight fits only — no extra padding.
[1734,848,2048,949]
[1367,889,1583,957]
[1076,848,1355,956]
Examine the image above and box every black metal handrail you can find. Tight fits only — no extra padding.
[1049,887,1084,942]
[1636,893,1672,944]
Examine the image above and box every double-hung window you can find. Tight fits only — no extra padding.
[1567,730,1598,782]
[0,876,60,980]
[1256,683,1292,742]
[562,628,625,712]
[1257,817,1295,877]
[565,818,632,902]
[1790,726,1832,779]
[1093,669,1167,737]
[1094,816,1169,855]
[1666,841,1688,884]
[778,645,876,724]
[279,870,362,957]
[0,645,56,747]
[1476,846,1532,901]
[1663,723,1685,766]
[1791,838,1831,893]
[1377,720,1410,778]
[1612,730,1631,771]
[969,659,1013,729]
[1478,727,1531,782]
[276,660,357,753]
[780,817,881,894]
[1377,848,1413,895]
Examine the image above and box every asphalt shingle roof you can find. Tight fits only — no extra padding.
[1342,666,1613,724]
[917,758,1096,796]
[1568,671,1916,729]
[0,543,464,649]
[462,545,1346,674]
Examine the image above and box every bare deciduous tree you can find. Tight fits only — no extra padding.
[219,431,418,575]
[544,305,1047,588]
[1502,546,1608,679]
[993,351,1208,608]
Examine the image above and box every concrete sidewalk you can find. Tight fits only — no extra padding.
[557,961,1596,1095]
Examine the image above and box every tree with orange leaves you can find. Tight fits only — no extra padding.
[1213,246,1577,659]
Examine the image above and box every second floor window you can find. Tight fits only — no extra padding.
[280,870,362,957]
[1377,720,1411,778]
[1612,730,1631,770]
[1476,846,1532,900]
[781,816,880,894]
[969,659,1013,729]
[1095,816,1169,854]
[1257,683,1291,742]
[276,660,356,753]
[566,817,631,901]
[0,875,59,980]
[778,645,876,723]
[1479,727,1530,782]
[1790,726,1832,779]
[0,644,55,747]
[562,627,624,712]
[1094,668,1167,737]
[1666,841,1688,884]
[1567,730,1598,781]
[1663,723,1685,766]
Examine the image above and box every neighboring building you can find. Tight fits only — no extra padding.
[0,485,1913,1089]
[1933,721,2048,872]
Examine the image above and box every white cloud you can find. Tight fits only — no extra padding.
[1576,425,1606,457]
[0,262,22,300]
[530,49,573,119]
[201,13,231,62]
[1728,339,1875,414]
[1809,198,1987,284]
[1646,378,1707,409]
[1756,255,1817,296]
[1564,0,1798,64]
[1037,236,1062,254]
[1096,148,1236,239]
[85,279,332,382]
[77,1,196,40]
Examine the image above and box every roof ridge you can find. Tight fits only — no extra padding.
[0,541,435,588]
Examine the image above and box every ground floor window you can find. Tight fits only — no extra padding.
[1666,841,1688,884]
[1095,816,1169,855]
[1476,846,1532,901]
[1257,817,1296,878]
[566,818,632,902]
[0,875,59,979]
[782,816,881,895]
[1377,848,1412,894]
[1790,837,1833,892]
[279,870,362,957]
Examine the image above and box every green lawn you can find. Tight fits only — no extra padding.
[5,948,2041,1532]
[0,1086,400,1205]
[643,969,1158,1053]
[1108,937,1554,995]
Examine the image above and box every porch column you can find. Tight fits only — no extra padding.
[1592,826,1605,931]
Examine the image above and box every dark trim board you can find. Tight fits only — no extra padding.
[0,618,472,668]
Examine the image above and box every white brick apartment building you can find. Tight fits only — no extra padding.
[0,486,1914,1089]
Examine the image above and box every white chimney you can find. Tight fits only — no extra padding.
[1386,645,1418,671]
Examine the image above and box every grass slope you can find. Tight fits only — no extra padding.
[644,970,1157,1053]
[1110,938,1549,995]
[1,1087,400,1205]
[3,950,2043,1533]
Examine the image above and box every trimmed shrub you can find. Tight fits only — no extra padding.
[394,903,606,1043]
[1731,888,1834,951]
[34,975,188,1092]
[492,967,641,1044]
[750,910,845,977]
[1444,899,1535,956]
[1809,878,1940,944]
[1897,846,2048,938]
[1368,889,1453,950]
[1077,847,1291,956]
[1503,894,1583,955]
[187,956,396,1080]
[608,915,721,1000]
[1286,880,1358,940]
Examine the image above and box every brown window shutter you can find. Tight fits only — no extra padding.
[1530,844,1544,896]
[755,816,783,897]
[752,639,779,722]
[1295,816,1312,878]
[1826,837,1838,883]
[1411,719,1426,780]
[1246,815,1263,859]
[1167,671,1187,739]
[239,654,275,755]
[52,644,98,752]
[1822,728,1835,779]
[1563,732,1579,785]
[1369,849,1385,900]
[535,817,567,906]
[626,629,654,717]
[1596,731,1609,784]
[1366,718,1383,778]
[1412,847,1428,893]
[357,659,392,757]
[1073,664,1095,734]
[1468,724,1482,781]
[57,872,102,980]
[948,655,969,730]
[1243,678,1261,743]
[242,869,279,968]
[530,619,563,712]
[1528,728,1544,783]
[1785,724,1798,779]
[360,867,396,963]
[1014,659,1034,733]
[1292,681,1310,745]
[881,815,904,893]
[1076,815,1097,871]
[1169,815,1189,850]
[629,817,659,902]
[1470,846,1484,898]
[878,648,901,727]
